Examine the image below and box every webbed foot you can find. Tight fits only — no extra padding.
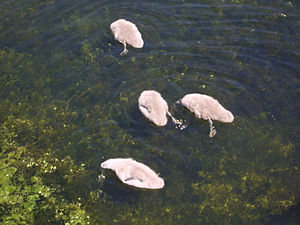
[167,111,187,130]
[120,49,128,56]
[120,41,128,56]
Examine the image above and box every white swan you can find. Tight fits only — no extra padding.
[110,19,144,56]
[179,93,234,137]
[101,158,164,189]
[138,90,169,126]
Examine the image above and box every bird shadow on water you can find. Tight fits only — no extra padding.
[119,107,170,139]
[98,170,146,204]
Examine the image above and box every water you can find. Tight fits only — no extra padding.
[0,0,299,224]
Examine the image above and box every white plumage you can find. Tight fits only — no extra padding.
[110,19,144,55]
[138,90,169,126]
[101,158,164,189]
[180,93,234,137]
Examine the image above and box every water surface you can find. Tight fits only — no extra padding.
[0,0,299,224]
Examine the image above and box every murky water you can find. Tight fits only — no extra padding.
[1,0,299,224]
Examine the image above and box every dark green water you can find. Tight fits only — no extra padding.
[1,0,299,224]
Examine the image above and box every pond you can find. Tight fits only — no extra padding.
[0,0,299,224]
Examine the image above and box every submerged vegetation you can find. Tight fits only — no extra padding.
[0,49,91,224]
[1,0,299,224]
[191,119,298,224]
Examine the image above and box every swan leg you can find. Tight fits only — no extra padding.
[120,41,128,56]
[208,118,217,138]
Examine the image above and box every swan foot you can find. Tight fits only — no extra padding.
[120,41,128,56]
[167,111,187,130]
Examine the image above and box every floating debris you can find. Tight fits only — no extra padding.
[110,19,144,56]
[101,158,164,189]
[179,93,234,137]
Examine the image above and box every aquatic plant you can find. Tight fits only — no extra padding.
[1,0,299,224]
[0,49,93,224]
[0,115,91,225]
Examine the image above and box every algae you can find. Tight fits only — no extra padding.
[1,0,299,224]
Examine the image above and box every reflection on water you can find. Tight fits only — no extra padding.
[0,0,299,224]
